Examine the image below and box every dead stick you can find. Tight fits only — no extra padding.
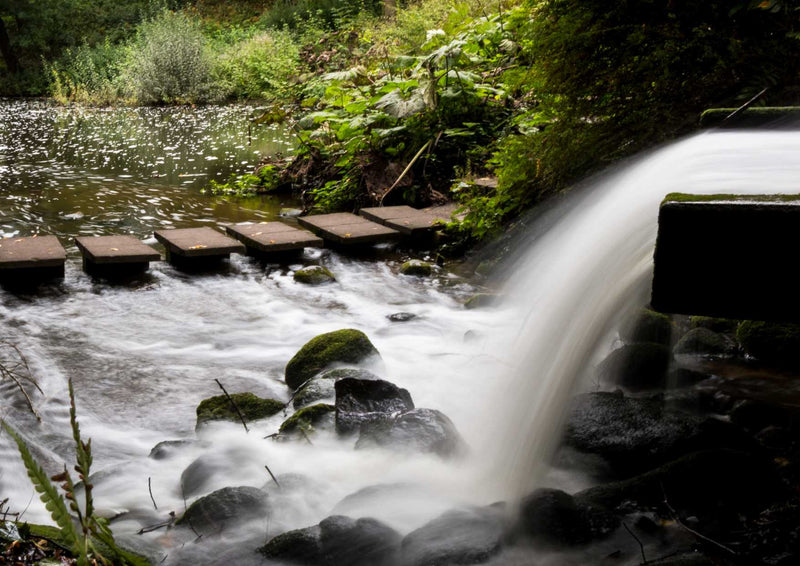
[622,522,647,564]
[264,465,281,488]
[661,484,736,556]
[214,378,249,433]
[148,477,158,510]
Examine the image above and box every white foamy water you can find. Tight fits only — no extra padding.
[2,125,800,564]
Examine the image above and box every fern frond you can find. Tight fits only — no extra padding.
[69,379,94,522]
[1,420,81,553]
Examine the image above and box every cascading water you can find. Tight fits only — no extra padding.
[2,98,800,565]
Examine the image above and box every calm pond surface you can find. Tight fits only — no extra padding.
[0,99,298,244]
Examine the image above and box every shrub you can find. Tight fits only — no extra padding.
[122,9,219,104]
[47,40,126,104]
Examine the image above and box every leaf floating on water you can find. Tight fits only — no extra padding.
[189,245,207,250]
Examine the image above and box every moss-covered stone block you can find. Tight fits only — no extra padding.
[196,392,283,429]
[279,403,335,435]
[294,265,335,285]
[400,260,433,277]
[285,329,380,390]
[737,320,800,368]
[621,308,672,345]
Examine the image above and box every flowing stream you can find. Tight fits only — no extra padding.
[2,99,800,564]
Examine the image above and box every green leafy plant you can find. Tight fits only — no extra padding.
[1,380,149,566]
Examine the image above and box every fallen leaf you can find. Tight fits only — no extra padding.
[110,248,119,251]
[189,245,207,250]
[344,233,351,237]
[269,240,276,244]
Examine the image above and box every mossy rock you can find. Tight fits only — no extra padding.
[293,368,380,409]
[279,403,335,435]
[673,327,736,357]
[294,265,336,285]
[689,316,739,334]
[598,343,672,391]
[400,260,433,277]
[737,321,800,368]
[285,329,380,390]
[620,308,672,345]
[196,393,283,429]
[464,293,499,310]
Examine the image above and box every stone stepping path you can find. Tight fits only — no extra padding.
[0,235,67,282]
[360,204,460,236]
[154,227,244,266]
[225,222,323,256]
[75,235,160,276]
[298,212,400,245]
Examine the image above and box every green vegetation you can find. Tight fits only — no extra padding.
[664,193,800,204]
[279,403,336,435]
[2,0,798,243]
[196,392,284,428]
[0,380,148,565]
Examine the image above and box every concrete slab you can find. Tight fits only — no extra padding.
[652,193,800,321]
[359,204,461,236]
[359,206,419,224]
[298,213,400,245]
[75,235,160,264]
[154,227,245,260]
[225,222,323,255]
[0,236,66,270]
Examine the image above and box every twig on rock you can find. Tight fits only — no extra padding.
[622,522,647,564]
[661,484,737,556]
[214,378,249,433]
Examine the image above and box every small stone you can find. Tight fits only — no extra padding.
[294,265,336,285]
[279,403,335,436]
[400,260,433,277]
[387,312,417,322]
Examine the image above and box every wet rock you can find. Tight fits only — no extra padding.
[401,506,505,566]
[356,408,464,458]
[516,488,618,547]
[673,327,736,357]
[285,329,381,390]
[294,265,336,285]
[621,308,673,346]
[400,260,433,277]
[597,343,672,391]
[666,368,710,389]
[387,312,417,323]
[689,316,739,334]
[737,320,800,368]
[646,553,714,566]
[180,454,226,497]
[319,515,401,566]
[335,378,414,435]
[195,392,283,430]
[293,368,380,409]
[563,391,754,477]
[148,439,196,460]
[576,449,783,524]
[258,525,323,564]
[279,403,335,436]
[177,486,269,533]
[464,293,499,310]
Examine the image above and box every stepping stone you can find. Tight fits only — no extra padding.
[154,227,244,268]
[75,235,160,277]
[298,213,400,246]
[0,235,66,284]
[359,204,460,236]
[225,222,323,256]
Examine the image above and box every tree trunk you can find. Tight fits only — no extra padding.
[0,17,20,74]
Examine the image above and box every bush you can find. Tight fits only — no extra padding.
[47,40,126,104]
[122,9,219,104]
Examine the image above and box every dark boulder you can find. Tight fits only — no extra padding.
[180,454,226,497]
[401,506,505,566]
[279,403,336,437]
[319,515,401,566]
[335,378,414,435]
[737,320,800,368]
[387,312,417,323]
[356,408,465,458]
[149,439,196,460]
[673,327,736,357]
[285,329,381,390]
[293,368,380,410]
[621,308,673,346]
[598,343,672,391]
[258,525,323,565]
[177,486,269,534]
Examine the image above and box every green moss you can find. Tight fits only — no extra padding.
[662,192,800,205]
[284,329,380,390]
[294,265,336,285]
[279,403,335,434]
[700,107,800,127]
[673,327,736,357]
[196,393,284,428]
[621,308,672,345]
[690,316,739,334]
[464,293,499,309]
[400,260,433,277]
[737,320,800,368]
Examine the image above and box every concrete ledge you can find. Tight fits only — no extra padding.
[652,193,800,321]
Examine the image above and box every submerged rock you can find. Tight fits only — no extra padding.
[294,265,336,285]
[673,327,736,357]
[180,454,226,497]
[293,368,380,409]
[335,378,414,435]
[400,260,433,277]
[258,525,323,564]
[285,329,381,390]
[279,403,336,436]
[387,312,417,323]
[356,408,464,458]
[737,320,800,367]
[149,439,196,460]
[621,308,673,346]
[177,486,269,534]
[597,343,672,391]
[195,392,283,430]
[464,293,499,310]
[401,506,505,566]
